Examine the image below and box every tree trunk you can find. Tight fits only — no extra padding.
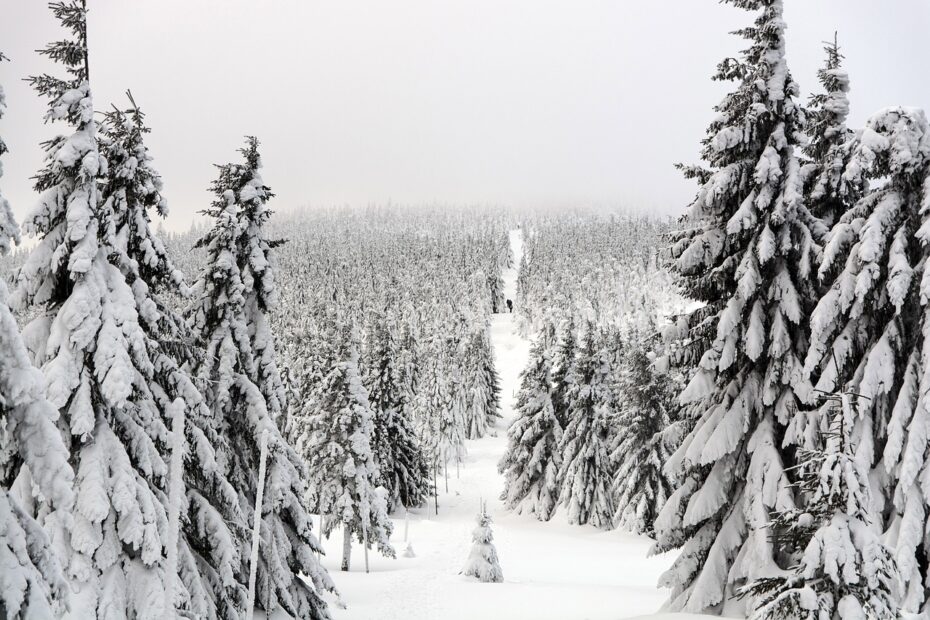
[341,526,352,572]
[246,430,270,617]
[433,459,439,516]
[164,399,186,613]
[362,515,370,574]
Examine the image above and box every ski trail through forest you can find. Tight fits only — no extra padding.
[317,229,675,620]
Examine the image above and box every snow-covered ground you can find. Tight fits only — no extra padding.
[315,229,690,620]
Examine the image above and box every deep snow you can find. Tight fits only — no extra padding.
[310,229,703,620]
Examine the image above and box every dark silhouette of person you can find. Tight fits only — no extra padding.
[506,299,513,313]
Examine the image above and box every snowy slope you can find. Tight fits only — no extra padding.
[312,229,704,620]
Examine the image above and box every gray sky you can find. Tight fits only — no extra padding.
[1,1,928,232]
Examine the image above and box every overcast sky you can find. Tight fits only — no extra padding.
[1,1,928,232]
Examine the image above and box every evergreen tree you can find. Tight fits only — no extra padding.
[476,326,503,428]
[611,345,676,536]
[804,107,930,611]
[498,326,562,521]
[460,327,490,440]
[395,320,420,407]
[460,501,503,583]
[413,343,448,481]
[549,316,577,427]
[743,392,899,619]
[295,327,395,571]
[188,138,334,618]
[235,142,287,425]
[363,316,430,511]
[12,4,189,615]
[0,51,75,620]
[98,95,263,618]
[799,35,861,230]
[557,325,614,529]
[393,320,428,495]
[429,331,467,477]
[656,0,820,612]
[285,317,335,451]
[444,353,469,470]
[488,267,506,315]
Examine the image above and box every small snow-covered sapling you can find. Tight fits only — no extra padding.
[461,500,503,583]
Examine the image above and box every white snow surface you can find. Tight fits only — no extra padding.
[295,229,713,620]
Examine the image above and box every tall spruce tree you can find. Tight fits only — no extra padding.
[498,323,562,521]
[295,326,395,571]
[460,327,490,440]
[285,316,335,451]
[656,0,820,613]
[549,316,577,427]
[363,315,430,511]
[557,324,614,529]
[459,324,501,435]
[611,345,676,536]
[12,3,192,616]
[478,326,503,428]
[0,51,75,620]
[187,138,334,618]
[413,341,446,476]
[805,107,930,612]
[432,332,467,477]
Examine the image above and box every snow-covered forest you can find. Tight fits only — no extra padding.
[2,0,929,619]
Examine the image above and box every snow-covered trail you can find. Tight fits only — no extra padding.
[319,228,676,620]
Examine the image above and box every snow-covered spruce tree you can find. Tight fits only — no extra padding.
[799,35,861,230]
[498,325,562,521]
[458,324,502,443]
[188,138,334,618]
[459,325,489,441]
[412,342,447,481]
[611,344,677,537]
[782,39,860,463]
[411,327,468,502]
[395,320,420,408]
[473,326,502,429]
[98,96,264,618]
[295,325,395,571]
[804,108,930,611]
[0,51,75,620]
[285,316,336,452]
[12,4,194,616]
[235,140,288,426]
[549,316,577,427]
[444,349,470,470]
[460,501,503,583]
[362,315,430,511]
[742,392,898,619]
[655,1,820,612]
[557,324,614,529]
[428,331,467,480]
